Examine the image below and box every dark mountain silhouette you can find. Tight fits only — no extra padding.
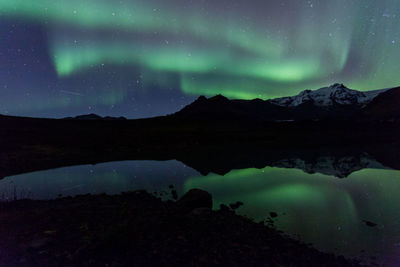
[174,84,396,121]
[175,94,288,121]
[363,86,400,120]
[64,113,127,120]
[58,85,400,122]
[2,83,400,179]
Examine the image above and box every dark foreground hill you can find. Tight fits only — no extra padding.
[363,86,400,119]
[0,189,362,266]
[2,112,400,179]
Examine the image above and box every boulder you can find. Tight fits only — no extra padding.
[177,189,212,213]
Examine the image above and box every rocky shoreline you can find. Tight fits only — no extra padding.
[0,189,363,266]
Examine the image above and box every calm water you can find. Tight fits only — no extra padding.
[1,160,400,265]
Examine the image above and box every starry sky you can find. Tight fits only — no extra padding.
[1,0,400,118]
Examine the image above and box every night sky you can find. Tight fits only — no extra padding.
[1,0,400,118]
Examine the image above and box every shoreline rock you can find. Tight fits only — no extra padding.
[0,190,363,266]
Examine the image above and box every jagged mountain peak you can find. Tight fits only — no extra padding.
[175,84,396,121]
[331,83,346,88]
[63,113,127,120]
[209,94,229,101]
[196,95,208,102]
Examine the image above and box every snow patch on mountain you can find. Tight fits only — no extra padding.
[269,83,388,108]
[273,154,389,178]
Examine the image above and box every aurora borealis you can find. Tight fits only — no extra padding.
[1,0,400,117]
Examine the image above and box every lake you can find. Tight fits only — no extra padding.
[1,159,399,265]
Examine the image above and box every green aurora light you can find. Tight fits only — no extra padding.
[1,0,400,103]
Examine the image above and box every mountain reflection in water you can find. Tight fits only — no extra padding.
[1,153,400,265]
[186,167,400,265]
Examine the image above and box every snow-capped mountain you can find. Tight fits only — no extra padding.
[272,154,388,178]
[269,83,388,108]
[175,83,399,121]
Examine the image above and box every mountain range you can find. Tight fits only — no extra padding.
[175,83,400,121]
[2,83,400,179]
[63,114,127,120]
